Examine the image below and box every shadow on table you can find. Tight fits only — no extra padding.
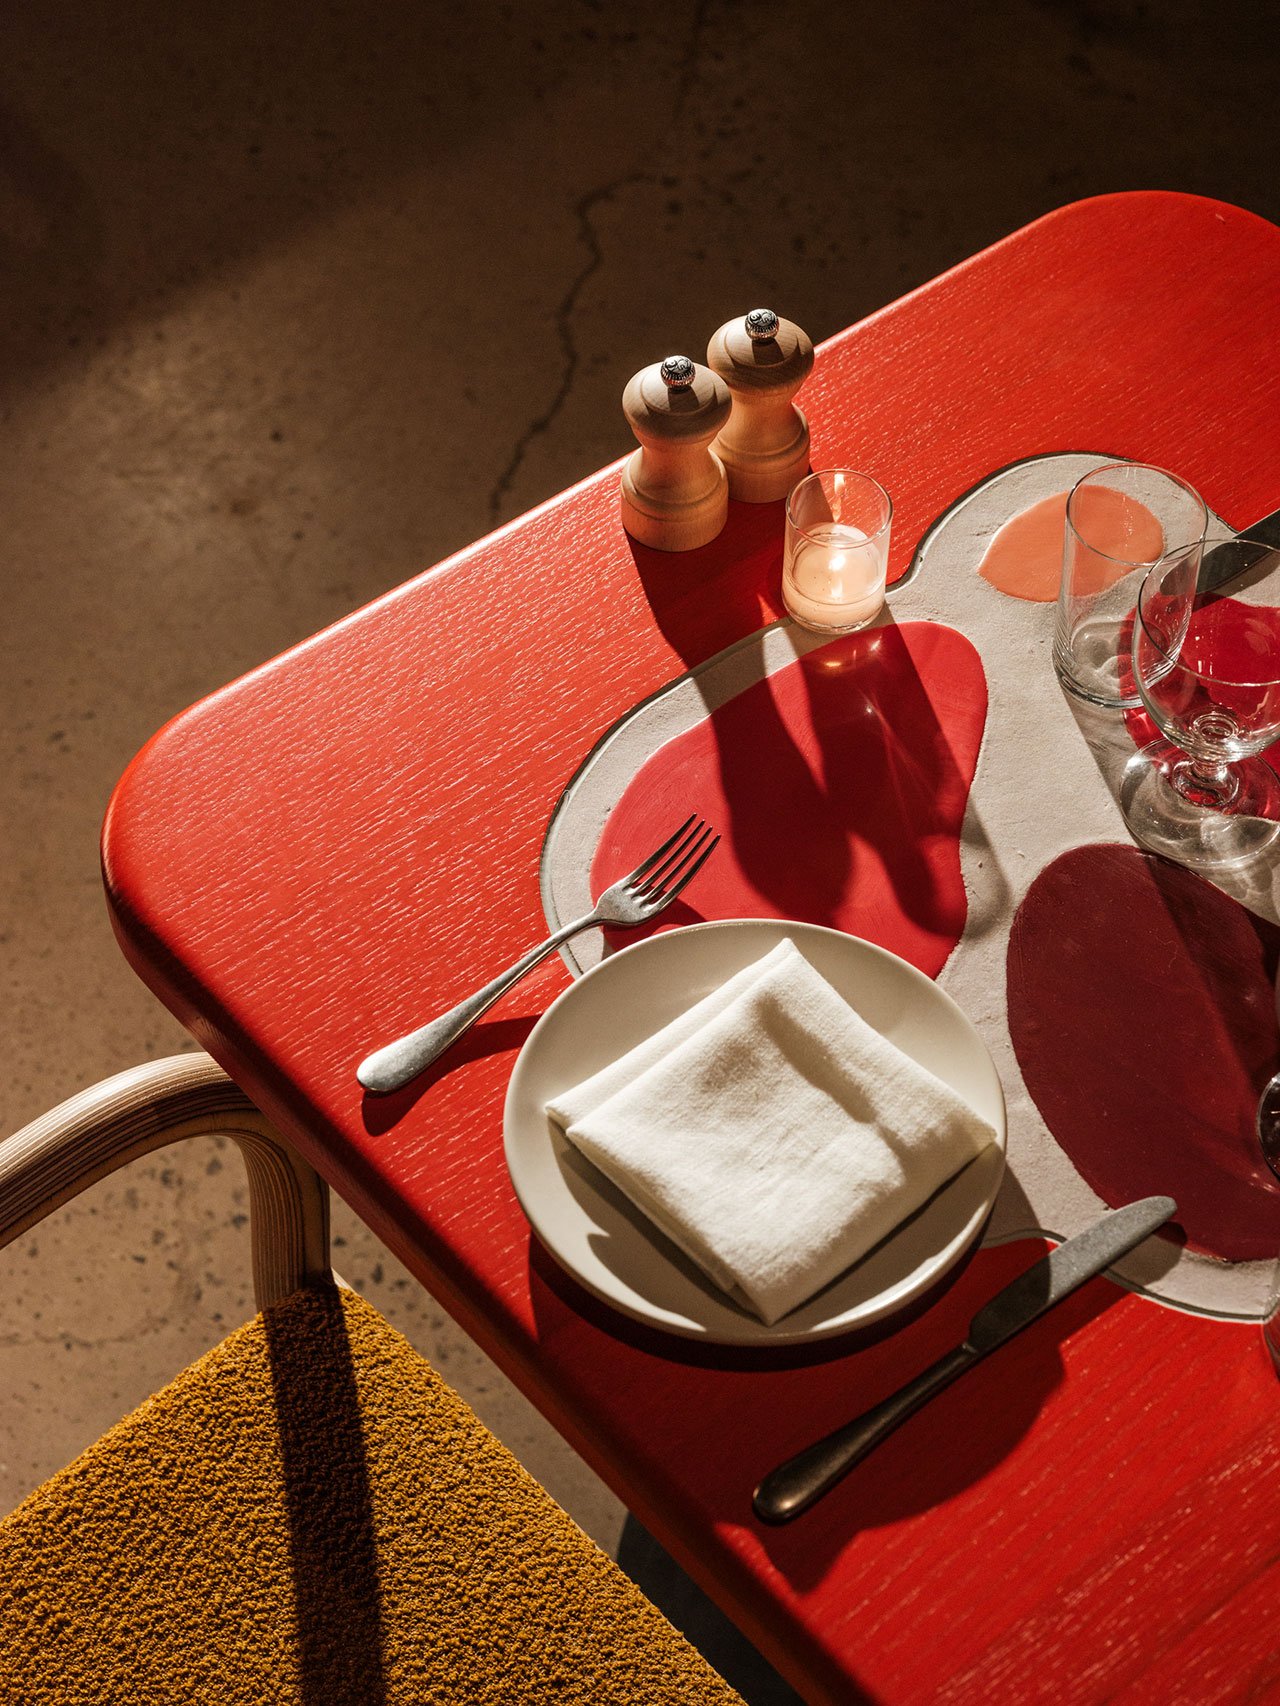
[734,1273,1156,1597]
[528,1216,1181,1596]
[358,1014,536,1134]
[526,1154,1091,1375]
[526,1209,993,1376]
[628,519,1011,956]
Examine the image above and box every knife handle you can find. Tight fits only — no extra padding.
[753,1343,977,1525]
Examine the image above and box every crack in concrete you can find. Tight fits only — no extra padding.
[0,1316,181,1352]
[486,1,712,527]
[671,0,713,120]
[486,172,645,525]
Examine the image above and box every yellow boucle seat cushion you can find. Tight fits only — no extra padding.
[0,1283,743,1705]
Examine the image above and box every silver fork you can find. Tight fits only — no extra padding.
[356,815,719,1094]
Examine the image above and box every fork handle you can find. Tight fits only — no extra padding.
[356,913,598,1094]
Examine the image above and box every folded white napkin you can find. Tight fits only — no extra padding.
[546,939,996,1325]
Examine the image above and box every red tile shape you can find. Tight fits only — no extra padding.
[590,619,987,978]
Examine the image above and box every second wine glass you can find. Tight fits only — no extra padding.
[1124,536,1280,870]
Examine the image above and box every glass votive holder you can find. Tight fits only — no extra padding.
[782,469,893,634]
[1051,461,1208,710]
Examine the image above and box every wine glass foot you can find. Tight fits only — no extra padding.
[1120,742,1280,871]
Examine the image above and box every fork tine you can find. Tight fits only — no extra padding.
[622,814,696,886]
[641,822,714,896]
[651,834,720,905]
[635,819,709,894]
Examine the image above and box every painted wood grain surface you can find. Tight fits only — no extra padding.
[103,194,1280,1704]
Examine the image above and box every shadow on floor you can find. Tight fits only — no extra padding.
[617,1516,807,1706]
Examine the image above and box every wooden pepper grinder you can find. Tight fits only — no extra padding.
[620,355,731,551]
[706,308,815,503]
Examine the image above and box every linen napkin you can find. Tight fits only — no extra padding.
[546,939,996,1325]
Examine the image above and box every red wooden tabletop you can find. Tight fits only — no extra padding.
[104,193,1280,1705]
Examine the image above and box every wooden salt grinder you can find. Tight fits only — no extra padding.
[620,355,731,551]
[707,308,815,503]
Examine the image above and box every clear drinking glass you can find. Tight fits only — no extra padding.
[1123,535,1280,869]
[782,470,892,634]
[1053,462,1208,709]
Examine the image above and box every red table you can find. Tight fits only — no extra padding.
[104,193,1280,1704]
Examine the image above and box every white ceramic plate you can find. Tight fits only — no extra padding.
[503,919,1007,1345]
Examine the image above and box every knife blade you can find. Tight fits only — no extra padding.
[752,1195,1177,1525]
[1197,505,1280,594]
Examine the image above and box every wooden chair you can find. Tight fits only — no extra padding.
[0,1054,743,1705]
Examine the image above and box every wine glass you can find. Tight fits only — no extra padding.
[1123,535,1280,870]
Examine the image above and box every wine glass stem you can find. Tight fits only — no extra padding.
[1172,756,1238,809]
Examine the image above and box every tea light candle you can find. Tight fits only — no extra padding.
[782,471,893,634]
[784,523,886,630]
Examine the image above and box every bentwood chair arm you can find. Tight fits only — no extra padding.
[0,1054,330,1308]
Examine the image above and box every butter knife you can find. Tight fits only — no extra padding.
[752,1194,1177,1525]
[1198,505,1280,593]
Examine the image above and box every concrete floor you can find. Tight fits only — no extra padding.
[1,0,1277,1597]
